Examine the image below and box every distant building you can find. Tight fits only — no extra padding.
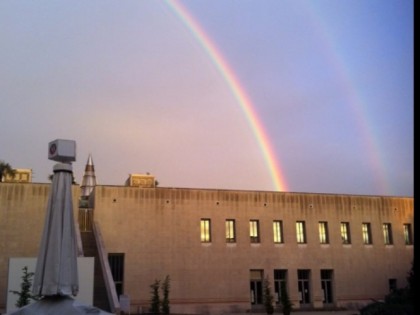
[125,173,156,188]
[0,157,414,314]
[3,168,32,183]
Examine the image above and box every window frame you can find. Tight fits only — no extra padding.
[403,223,413,245]
[273,220,284,244]
[200,218,211,243]
[362,222,372,245]
[318,221,329,244]
[225,219,236,243]
[340,222,351,244]
[382,223,393,245]
[296,221,307,244]
[250,220,260,243]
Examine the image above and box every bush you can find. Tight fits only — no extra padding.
[149,275,171,314]
[9,266,39,307]
[149,279,161,314]
[161,275,170,315]
[263,276,274,314]
[280,286,292,315]
[360,262,414,315]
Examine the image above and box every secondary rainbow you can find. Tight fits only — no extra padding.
[165,0,287,192]
[302,2,391,194]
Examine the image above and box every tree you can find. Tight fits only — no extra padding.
[161,275,171,314]
[9,266,39,307]
[280,285,293,315]
[263,276,274,315]
[149,279,161,314]
[0,160,15,182]
[360,262,414,315]
[406,260,415,305]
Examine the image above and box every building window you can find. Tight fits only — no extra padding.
[108,253,124,297]
[273,220,284,244]
[340,222,351,244]
[321,269,334,304]
[362,222,372,244]
[382,223,393,245]
[389,278,397,293]
[297,269,311,305]
[296,221,306,244]
[403,224,413,245]
[250,269,264,305]
[200,219,211,243]
[250,220,260,243]
[318,221,329,244]
[274,269,287,304]
[226,219,236,243]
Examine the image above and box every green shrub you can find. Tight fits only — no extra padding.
[9,266,39,307]
[149,279,161,314]
[280,285,292,315]
[263,276,274,314]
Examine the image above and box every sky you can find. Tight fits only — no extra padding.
[0,0,413,197]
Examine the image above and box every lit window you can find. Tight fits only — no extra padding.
[382,223,393,245]
[250,220,260,243]
[319,221,329,244]
[226,219,236,243]
[296,221,306,244]
[340,222,351,244]
[403,224,413,245]
[362,222,372,244]
[200,219,211,243]
[273,220,284,243]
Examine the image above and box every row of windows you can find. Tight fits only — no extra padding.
[200,219,414,246]
[251,269,333,305]
[251,268,398,306]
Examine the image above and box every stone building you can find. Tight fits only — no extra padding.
[2,168,32,183]
[0,157,414,314]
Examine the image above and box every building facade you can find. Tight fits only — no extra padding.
[0,178,413,314]
[93,185,414,314]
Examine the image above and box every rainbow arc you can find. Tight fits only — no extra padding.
[166,0,287,192]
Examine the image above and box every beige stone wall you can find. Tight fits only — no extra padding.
[93,187,414,313]
[0,183,80,311]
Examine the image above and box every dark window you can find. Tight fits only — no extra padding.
[274,269,287,304]
[321,269,333,304]
[389,278,397,292]
[108,253,124,297]
[403,224,413,245]
[250,270,263,305]
[298,269,311,305]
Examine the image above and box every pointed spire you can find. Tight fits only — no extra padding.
[80,154,97,197]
